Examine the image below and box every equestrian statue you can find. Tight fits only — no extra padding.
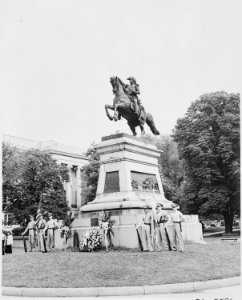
[105,76,160,136]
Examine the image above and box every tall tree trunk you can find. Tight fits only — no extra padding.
[224,210,234,233]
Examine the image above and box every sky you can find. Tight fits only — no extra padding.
[0,0,241,150]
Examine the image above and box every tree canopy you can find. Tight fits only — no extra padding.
[141,135,184,202]
[173,91,240,232]
[2,144,70,225]
[81,144,100,205]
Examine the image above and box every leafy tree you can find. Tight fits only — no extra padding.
[2,144,70,224]
[2,143,22,222]
[81,143,100,204]
[173,91,240,233]
[141,135,184,202]
[2,143,19,183]
[62,211,75,227]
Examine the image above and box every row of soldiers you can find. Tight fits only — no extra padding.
[22,212,58,252]
[137,203,185,252]
[22,204,183,253]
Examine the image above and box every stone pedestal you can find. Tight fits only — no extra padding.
[81,133,172,212]
[70,133,203,249]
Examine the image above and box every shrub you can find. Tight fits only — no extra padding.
[12,227,25,236]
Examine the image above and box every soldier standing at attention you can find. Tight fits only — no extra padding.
[43,213,58,252]
[155,203,170,251]
[35,213,47,252]
[170,204,185,252]
[21,215,36,252]
[136,207,154,252]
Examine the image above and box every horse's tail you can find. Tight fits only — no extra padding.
[146,113,160,135]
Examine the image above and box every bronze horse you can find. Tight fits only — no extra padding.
[105,76,160,136]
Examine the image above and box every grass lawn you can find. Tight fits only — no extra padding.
[2,237,240,288]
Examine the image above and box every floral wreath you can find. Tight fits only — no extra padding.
[79,229,102,252]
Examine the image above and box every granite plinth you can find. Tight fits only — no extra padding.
[81,133,172,214]
[73,134,203,249]
[70,212,203,249]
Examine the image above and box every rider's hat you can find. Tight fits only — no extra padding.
[127,77,136,83]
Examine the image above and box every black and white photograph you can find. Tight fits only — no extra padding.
[1,0,241,299]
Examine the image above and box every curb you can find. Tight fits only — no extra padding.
[2,276,241,297]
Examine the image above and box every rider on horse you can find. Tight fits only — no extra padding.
[123,77,141,117]
[106,76,160,136]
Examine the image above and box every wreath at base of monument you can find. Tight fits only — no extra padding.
[79,229,102,252]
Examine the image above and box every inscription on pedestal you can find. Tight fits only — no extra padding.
[104,171,120,193]
[131,171,160,193]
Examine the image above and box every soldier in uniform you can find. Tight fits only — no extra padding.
[35,213,47,252]
[170,204,185,252]
[124,77,140,116]
[43,213,58,252]
[21,215,36,252]
[136,207,154,252]
[155,203,170,251]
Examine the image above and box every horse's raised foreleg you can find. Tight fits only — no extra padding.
[105,104,114,121]
[113,103,125,121]
[114,102,126,113]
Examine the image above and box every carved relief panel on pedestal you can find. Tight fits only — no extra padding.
[131,171,160,193]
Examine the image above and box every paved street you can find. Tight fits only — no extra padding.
[2,285,241,300]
